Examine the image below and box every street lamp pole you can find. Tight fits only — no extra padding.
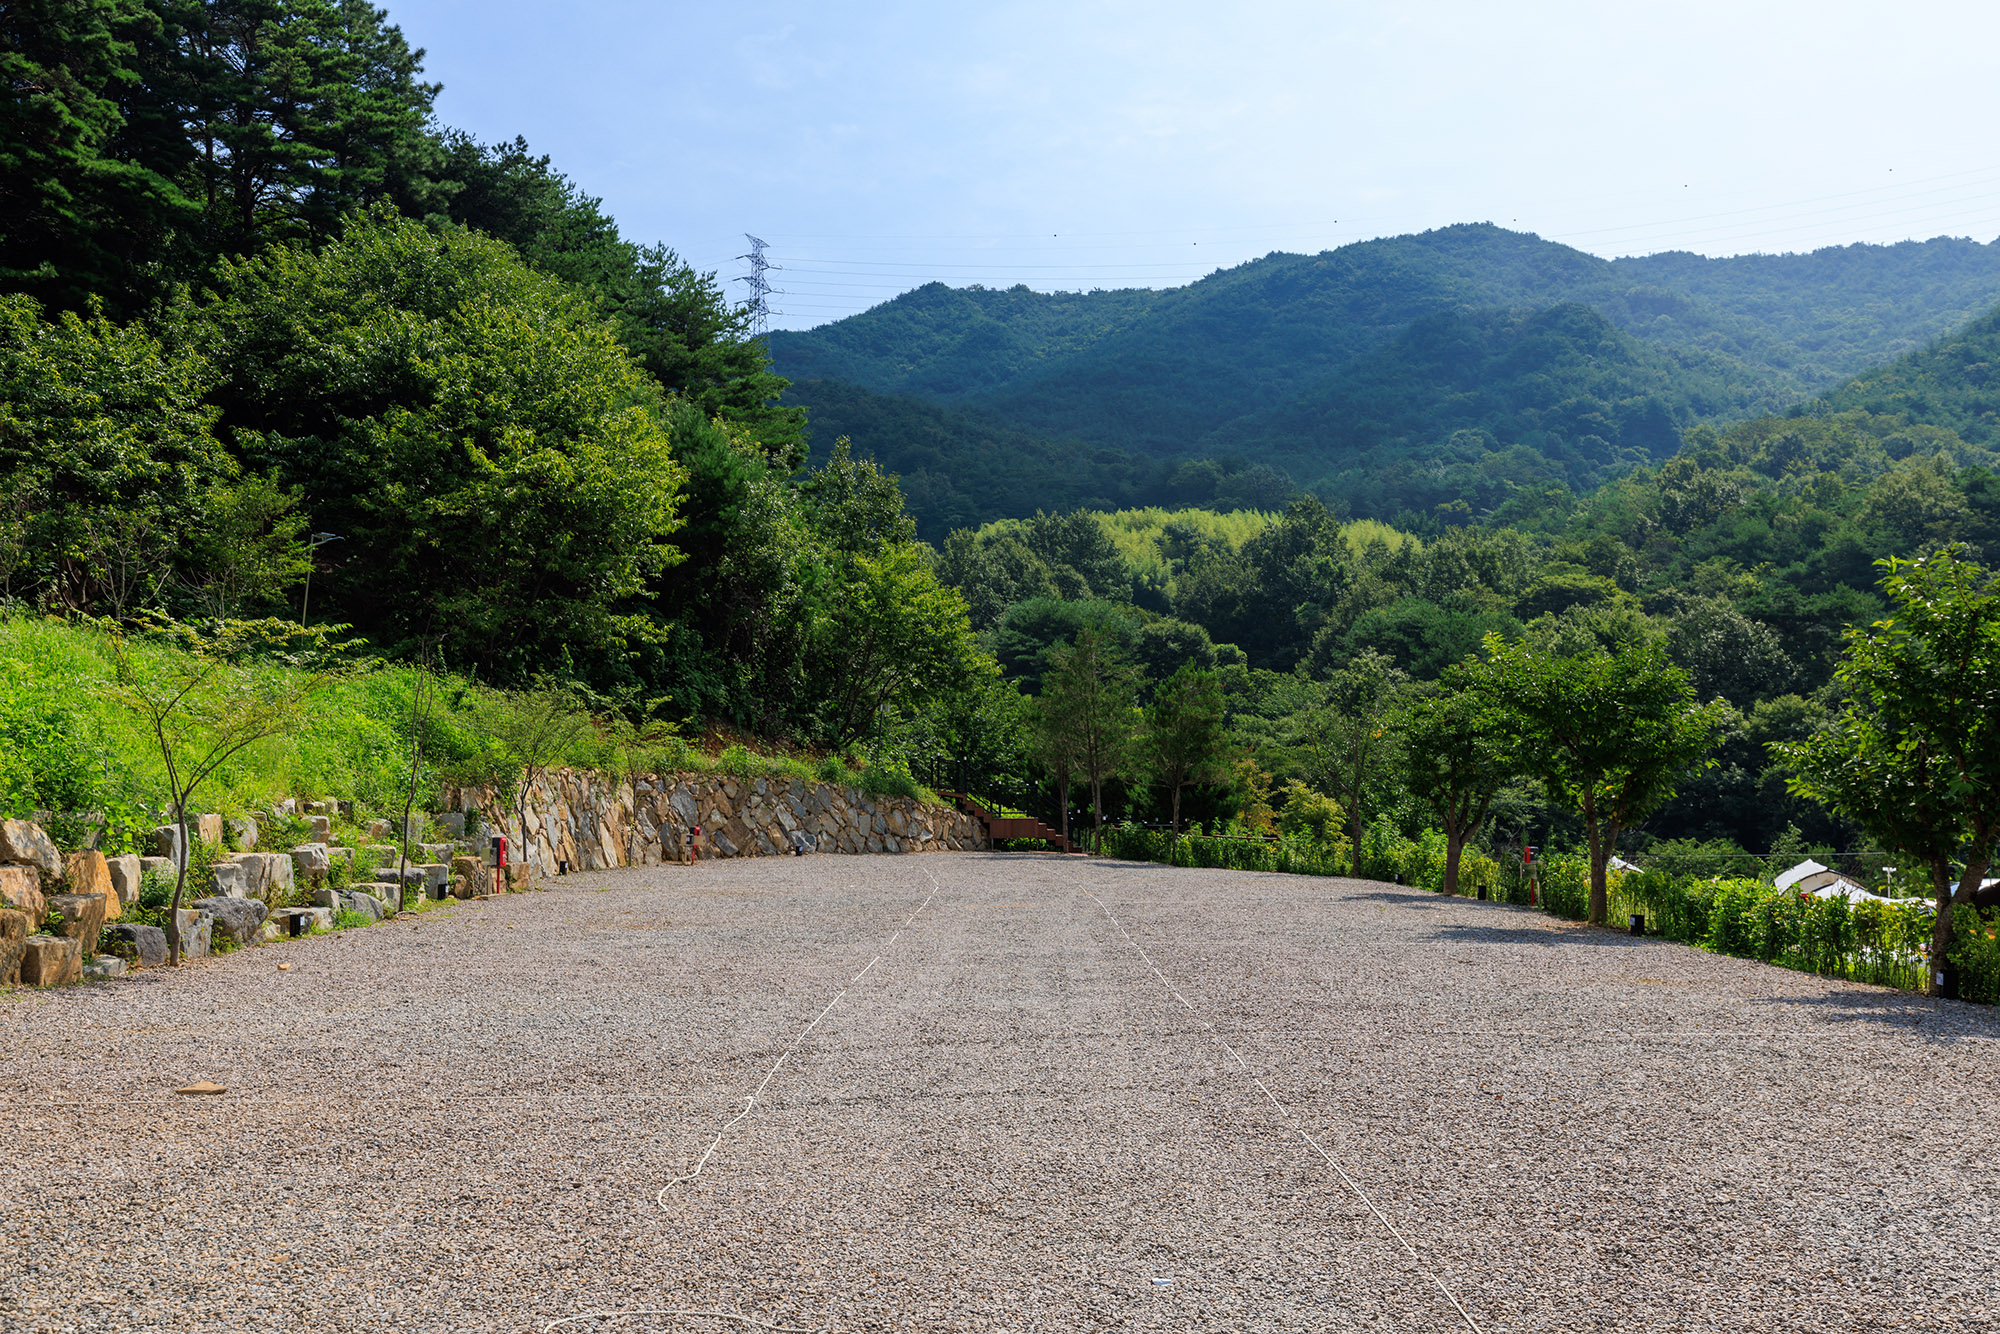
[299,532,343,625]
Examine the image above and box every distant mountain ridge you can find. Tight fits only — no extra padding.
[770,224,2000,530]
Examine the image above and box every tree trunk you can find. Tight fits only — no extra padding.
[1443,824,1464,896]
[1171,783,1182,835]
[1056,775,1071,843]
[1090,777,1104,854]
[1583,797,1608,924]
[166,804,187,966]
[1931,855,1993,998]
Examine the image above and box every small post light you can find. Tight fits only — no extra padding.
[1477,887,1488,901]
[1629,914,1646,936]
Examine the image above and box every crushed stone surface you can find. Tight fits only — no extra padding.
[3,852,1997,1332]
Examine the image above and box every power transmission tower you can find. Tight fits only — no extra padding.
[735,233,781,337]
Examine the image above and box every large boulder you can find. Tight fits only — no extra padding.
[0,907,28,984]
[432,812,466,838]
[152,824,187,864]
[220,852,293,903]
[289,843,331,876]
[208,861,251,898]
[67,849,112,898]
[83,955,127,979]
[105,853,142,911]
[195,813,224,846]
[0,819,63,883]
[172,908,213,959]
[45,892,108,946]
[229,817,259,851]
[308,815,332,842]
[0,864,48,923]
[103,923,168,966]
[345,890,389,922]
[20,934,80,985]
[193,896,268,946]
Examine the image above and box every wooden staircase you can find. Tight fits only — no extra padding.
[941,793,1083,854]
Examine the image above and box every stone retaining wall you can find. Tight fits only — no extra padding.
[445,770,987,876]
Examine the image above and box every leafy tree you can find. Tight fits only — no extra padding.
[202,208,686,677]
[1274,778,1345,853]
[1486,634,1725,923]
[1663,594,1794,707]
[1026,689,1083,845]
[1398,658,1510,894]
[1780,548,2000,997]
[0,292,238,614]
[1040,624,1141,851]
[808,544,984,747]
[1143,665,1229,832]
[1275,650,1405,862]
[109,616,346,963]
[433,133,803,455]
[0,0,199,311]
[171,0,441,252]
[987,596,1138,692]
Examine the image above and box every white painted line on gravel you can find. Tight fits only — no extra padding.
[1081,884,1486,1334]
[541,865,950,1334]
[654,868,944,1210]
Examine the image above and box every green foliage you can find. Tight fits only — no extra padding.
[1397,657,1509,893]
[0,0,196,311]
[0,293,243,615]
[1143,665,1230,831]
[775,226,2000,534]
[1781,547,2000,994]
[1825,304,2000,446]
[1487,633,1725,922]
[1099,822,1349,877]
[1038,624,1143,848]
[1273,779,1344,847]
[204,208,686,676]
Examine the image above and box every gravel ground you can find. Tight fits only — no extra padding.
[4,852,1998,1333]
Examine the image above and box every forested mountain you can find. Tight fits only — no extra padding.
[774,226,2000,530]
[1823,303,2000,444]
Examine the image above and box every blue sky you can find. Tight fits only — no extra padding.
[384,0,2000,329]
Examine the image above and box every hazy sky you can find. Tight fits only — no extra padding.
[383,0,2000,329]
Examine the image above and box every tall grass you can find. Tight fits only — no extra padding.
[0,614,941,853]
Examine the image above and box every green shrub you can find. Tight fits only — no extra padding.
[1538,856,1591,921]
[1357,818,1416,882]
[1457,851,1500,897]
[1950,905,2000,1005]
